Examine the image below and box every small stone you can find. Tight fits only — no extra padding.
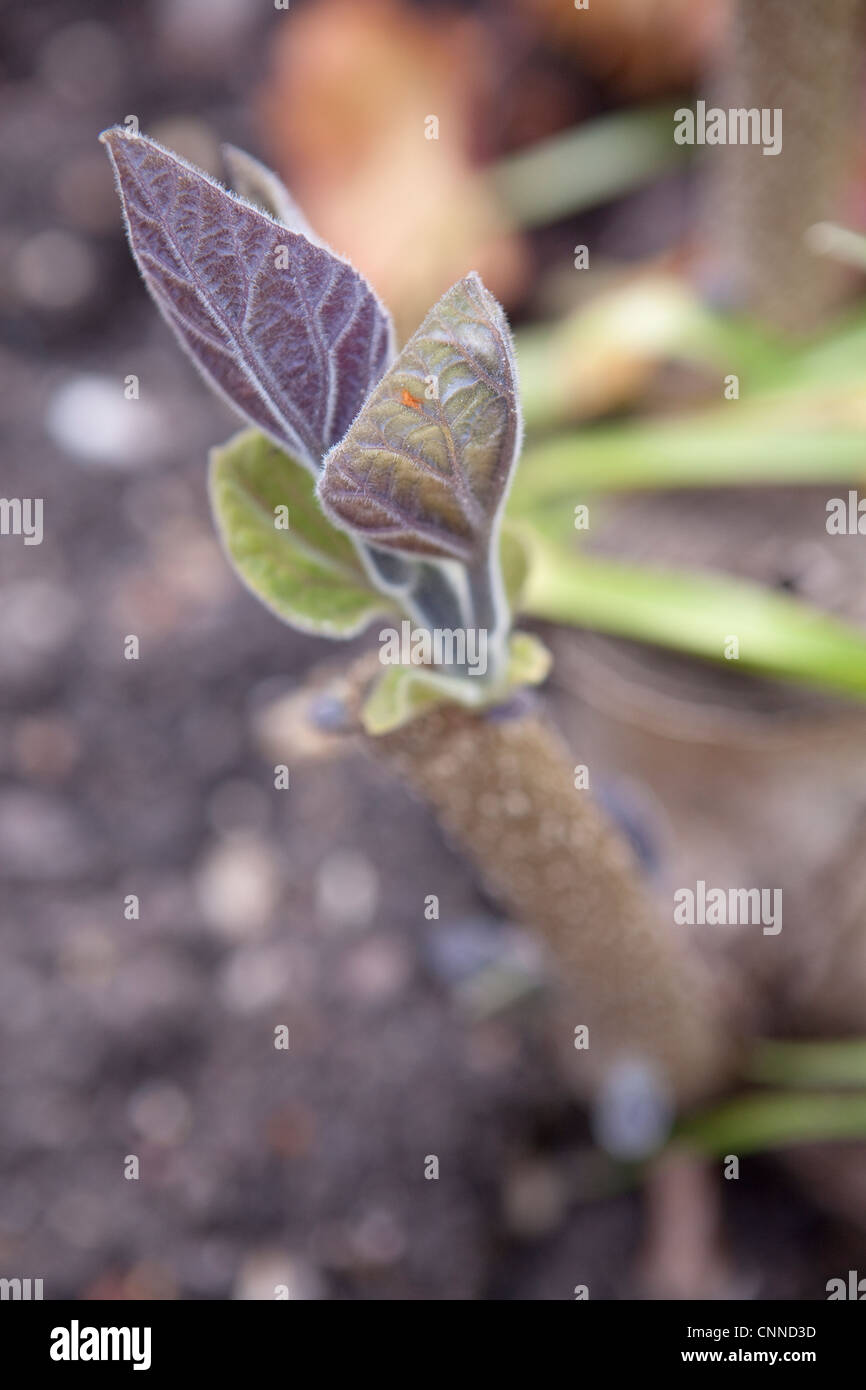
[592,1059,674,1160]
[128,1081,192,1146]
[234,1250,324,1301]
[47,374,168,467]
[309,693,351,732]
[14,230,96,312]
[0,789,99,881]
[314,849,379,933]
[156,0,257,74]
[423,917,509,983]
[0,581,80,687]
[337,935,412,1006]
[196,835,281,940]
[348,1209,407,1269]
[423,917,547,1010]
[502,1158,568,1238]
[218,943,291,1014]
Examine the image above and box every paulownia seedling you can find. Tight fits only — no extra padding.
[101,127,737,1147]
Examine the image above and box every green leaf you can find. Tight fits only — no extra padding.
[677,1091,866,1157]
[522,534,866,702]
[785,304,866,389]
[512,300,866,495]
[511,419,866,505]
[489,105,685,229]
[318,272,520,566]
[361,630,552,735]
[514,278,790,433]
[209,429,396,637]
[507,629,552,686]
[361,665,445,735]
[748,1039,866,1089]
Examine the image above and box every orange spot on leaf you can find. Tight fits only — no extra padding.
[401,388,423,411]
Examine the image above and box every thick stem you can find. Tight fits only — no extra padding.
[268,659,741,1107]
[374,694,739,1105]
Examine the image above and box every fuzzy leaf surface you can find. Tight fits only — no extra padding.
[318,273,521,563]
[101,129,394,471]
[362,630,551,735]
[209,429,395,637]
[221,144,319,242]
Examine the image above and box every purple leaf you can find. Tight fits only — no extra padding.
[221,144,319,243]
[100,128,394,471]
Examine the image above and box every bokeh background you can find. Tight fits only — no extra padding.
[3,0,866,1299]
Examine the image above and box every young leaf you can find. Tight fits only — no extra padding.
[317,272,522,564]
[362,665,444,735]
[361,630,551,735]
[209,429,395,637]
[221,143,319,243]
[100,128,394,473]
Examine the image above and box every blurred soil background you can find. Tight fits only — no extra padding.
[2,0,866,1299]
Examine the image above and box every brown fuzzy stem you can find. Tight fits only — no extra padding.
[265,658,740,1105]
[374,693,737,1105]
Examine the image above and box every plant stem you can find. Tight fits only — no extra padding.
[465,548,509,686]
[374,692,738,1104]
